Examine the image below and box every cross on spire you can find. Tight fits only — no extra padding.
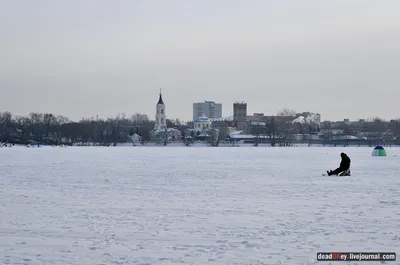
[157,88,164,105]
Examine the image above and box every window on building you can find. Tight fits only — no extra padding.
[161,118,164,123]
[161,109,164,114]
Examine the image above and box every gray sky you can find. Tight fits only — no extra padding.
[1,0,400,122]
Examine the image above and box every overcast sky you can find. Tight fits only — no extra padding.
[1,0,400,122]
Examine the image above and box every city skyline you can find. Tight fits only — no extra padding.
[2,94,400,123]
[1,0,400,122]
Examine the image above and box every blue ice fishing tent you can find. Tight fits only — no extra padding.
[371,145,387,157]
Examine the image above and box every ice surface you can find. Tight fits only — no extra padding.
[1,146,399,265]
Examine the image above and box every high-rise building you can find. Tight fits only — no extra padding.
[193,101,222,121]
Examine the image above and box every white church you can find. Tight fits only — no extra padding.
[150,90,182,144]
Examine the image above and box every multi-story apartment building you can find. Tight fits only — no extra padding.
[193,101,222,121]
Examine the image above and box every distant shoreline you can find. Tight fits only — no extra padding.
[2,143,399,148]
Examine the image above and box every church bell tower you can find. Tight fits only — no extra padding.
[154,89,167,131]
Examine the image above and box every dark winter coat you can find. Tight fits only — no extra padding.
[339,153,351,170]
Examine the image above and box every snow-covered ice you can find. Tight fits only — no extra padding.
[1,146,399,265]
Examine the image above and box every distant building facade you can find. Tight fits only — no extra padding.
[130,133,142,145]
[233,102,247,122]
[211,117,236,141]
[193,101,222,121]
[233,102,247,131]
[193,115,212,132]
[232,101,322,135]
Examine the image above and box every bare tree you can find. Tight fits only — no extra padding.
[277,108,297,117]
[0,111,12,142]
[209,128,220,146]
[361,117,388,146]
[43,113,58,144]
[265,117,279,146]
[388,119,400,145]
[279,124,295,146]
[276,110,297,146]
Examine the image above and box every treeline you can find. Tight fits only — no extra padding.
[0,111,189,146]
[321,117,400,145]
[1,110,399,146]
[248,110,400,147]
[320,117,400,137]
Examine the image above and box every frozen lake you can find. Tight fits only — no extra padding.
[1,146,399,265]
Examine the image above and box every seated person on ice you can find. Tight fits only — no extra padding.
[327,152,351,176]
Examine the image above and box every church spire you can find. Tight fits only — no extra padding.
[157,88,164,105]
